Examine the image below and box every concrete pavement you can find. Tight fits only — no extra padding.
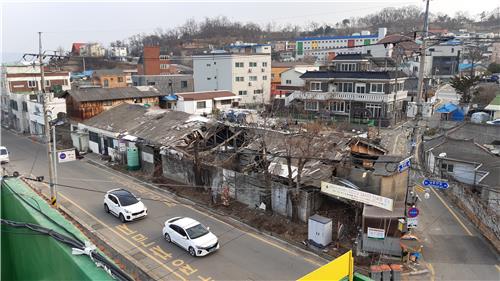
[1,128,326,281]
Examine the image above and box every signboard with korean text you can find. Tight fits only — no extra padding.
[57,149,76,163]
[423,178,449,189]
[398,157,411,173]
[407,217,419,228]
[367,227,385,239]
[321,181,394,211]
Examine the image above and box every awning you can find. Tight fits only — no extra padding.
[436,102,459,113]
[121,135,138,142]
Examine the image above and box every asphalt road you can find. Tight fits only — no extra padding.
[1,129,325,281]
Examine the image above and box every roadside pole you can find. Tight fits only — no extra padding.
[39,31,57,207]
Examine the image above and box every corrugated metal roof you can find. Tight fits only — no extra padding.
[67,86,162,102]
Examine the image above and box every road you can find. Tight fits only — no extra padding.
[1,129,325,281]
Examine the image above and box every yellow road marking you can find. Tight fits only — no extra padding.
[88,160,324,263]
[428,263,435,281]
[304,257,324,267]
[495,264,500,272]
[430,188,473,236]
[57,192,187,281]
[415,185,425,193]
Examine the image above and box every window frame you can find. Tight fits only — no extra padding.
[304,101,319,111]
[196,101,207,109]
[310,81,322,91]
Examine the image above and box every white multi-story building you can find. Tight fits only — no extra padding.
[295,28,387,62]
[109,46,128,58]
[193,52,271,105]
[27,94,66,136]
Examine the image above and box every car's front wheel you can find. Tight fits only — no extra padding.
[188,247,196,257]
[104,204,109,213]
[164,233,171,243]
[119,213,126,223]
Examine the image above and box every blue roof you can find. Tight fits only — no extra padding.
[296,34,379,42]
[161,94,177,101]
[436,103,459,113]
[459,63,486,71]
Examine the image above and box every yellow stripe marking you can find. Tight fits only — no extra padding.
[304,257,324,267]
[428,263,435,281]
[495,264,500,272]
[430,188,473,236]
[57,192,187,281]
[86,160,325,264]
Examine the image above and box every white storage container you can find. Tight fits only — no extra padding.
[308,214,332,247]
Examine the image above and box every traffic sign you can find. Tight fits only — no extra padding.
[407,217,418,228]
[422,178,449,189]
[398,157,411,173]
[57,149,76,163]
[408,207,419,218]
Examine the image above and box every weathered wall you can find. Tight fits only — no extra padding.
[161,151,195,185]
[139,144,155,176]
[446,183,500,252]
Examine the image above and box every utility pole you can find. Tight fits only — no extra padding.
[39,32,57,207]
[416,0,430,119]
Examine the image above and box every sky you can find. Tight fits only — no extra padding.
[1,0,499,63]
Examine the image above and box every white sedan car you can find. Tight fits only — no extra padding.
[0,146,10,164]
[162,217,219,257]
[104,189,147,222]
[486,119,500,125]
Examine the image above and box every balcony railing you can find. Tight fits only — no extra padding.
[285,90,408,106]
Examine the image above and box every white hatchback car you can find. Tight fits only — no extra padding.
[162,217,219,257]
[104,189,147,222]
[0,146,10,164]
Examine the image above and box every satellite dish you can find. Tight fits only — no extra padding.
[438,152,447,157]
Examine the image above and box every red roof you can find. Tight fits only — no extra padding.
[72,43,86,55]
[177,91,236,101]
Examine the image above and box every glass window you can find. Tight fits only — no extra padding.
[181,81,188,88]
[371,83,384,93]
[254,89,263,94]
[310,82,321,91]
[235,76,244,82]
[238,90,247,96]
[28,81,37,88]
[262,75,267,80]
[262,62,268,67]
[356,84,366,93]
[305,101,319,111]
[118,77,124,83]
[196,101,206,109]
[0,149,7,155]
[103,79,109,87]
[235,62,244,67]
[249,62,257,67]
[147,81,156,86]
[342,83,353,93]
[286,80,292,84]
[249,76,257,81]
[89,131,99,143]
[186,224,209,239]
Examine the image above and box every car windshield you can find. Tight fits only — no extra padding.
[186,223,209,239]
[117,194,139,206]
[0,149,7,155]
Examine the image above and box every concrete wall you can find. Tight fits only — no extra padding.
[139,144,156,176]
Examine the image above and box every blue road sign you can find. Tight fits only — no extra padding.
[408,207,419,218]
[422,179,449,189]
[398,158,411,173]
[59,153,67,160]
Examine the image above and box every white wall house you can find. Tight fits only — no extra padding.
[176,91,240,115]
[280,66,319,87]
[109,46,128,58]
[193,53,271,105]
[27,95,66,136]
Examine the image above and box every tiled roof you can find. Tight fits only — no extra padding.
[300,71,408,80]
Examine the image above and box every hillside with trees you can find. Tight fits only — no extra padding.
[118,5,499,57]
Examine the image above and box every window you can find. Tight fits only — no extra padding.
[441,163,454,172]
[238,90,247,96]
[207,77,211,80]
[147,81,156,86]
[10,100,18,111]
[220,99,232,105]
[305,101,319,111]
[366,103,381,117]
[108,195,118,205]
[249,76,257,81]
[371,83,384,93]
[271,73,275,80]
[262,75,267,80]
[286,80,292,85]
[89,131,99,143]
[118,77,124,83]
[356,83,366,93]
[235,76,245,82]
[329,101,345,112]
[254,89,263,95]
[45,80,51,87]
[310,82,322,91]
[196,101,206,109]
[206,63,211,67]
[340,63,357,71]
[181,80,188,88]
[249,62,257,67]
[103,100,112,106]
[134,98,143,103]
[103,79,109,87]
[341,82,353,93]
[262,62,268,67]
[160,64,170,69]
[235,62,244,68]
[28,80,37,88]
[22,102,28,112]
